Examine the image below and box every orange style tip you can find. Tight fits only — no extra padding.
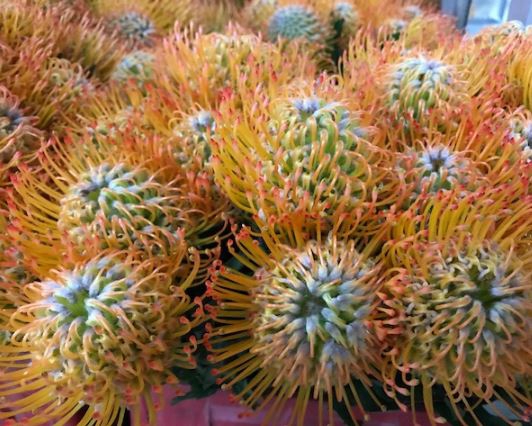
[152,385,163,394]
[215,378,224,385]
[189,335,197,344]
[179,317,190,324]
[207,355,215,362]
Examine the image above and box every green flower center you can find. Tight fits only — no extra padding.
[252,240,378,382]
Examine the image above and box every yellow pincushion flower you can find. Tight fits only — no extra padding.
[206,227,389,425]
[157,29,316,110]
[0,248,201,425]
[8,132,227,279]
[212,81,409,239]
[377,188,532,425]
[90,0,191,49]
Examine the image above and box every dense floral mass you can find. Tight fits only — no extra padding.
[0,1,530,426]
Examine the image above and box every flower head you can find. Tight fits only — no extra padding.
[213,86,404,238]
[111,11,157,46]
[111,50,154,84]
[383,18,406,41]
[58,162,183,250]
[380,240,531,424]
[387,56,462,121]
[9,132,227,278]
[158,29,316,109]
[207,229,387,425]
[267,5,324,43]
[376,188,532,424]
[171,110,216,171]
[0,249,201,424]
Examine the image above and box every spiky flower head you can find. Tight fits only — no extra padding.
[330,1,359,31]
[8,132,228,278]
[172,110,216,171]
[46,57,93,98]
[0,250,201,424]
[409,145,479,194]
[111,11,157,46]
[207,229,387,425]
[380,240,532,424]
[111,50,154,84]
[213,87,404,238]
[267,5,325,43]
[376,188,532,424]
[57,162,184,251]
[387,56,463,122]
[159,28,316,110]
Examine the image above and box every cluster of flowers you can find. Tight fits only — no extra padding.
[0,0,530,425]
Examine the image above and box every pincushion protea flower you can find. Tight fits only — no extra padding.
[386,56,467,124]
[111,50,155,84]
[0,248,202,425]
[212,82,408,239]
[267,5,326,43]
[90,0,191,48]
[376,189,532,425]
[205,226,389,425]
[8,132,227,279]
[158,28,316,110]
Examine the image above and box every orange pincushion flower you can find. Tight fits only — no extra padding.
[377,189,532,425]
[212,78,410,239]
[90,0,192,49]
[206,226,390,426]
[156,28,316,110]
[0,248,201,426]
[7,131,227,279]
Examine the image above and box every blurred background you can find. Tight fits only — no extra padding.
[440,0,532,33]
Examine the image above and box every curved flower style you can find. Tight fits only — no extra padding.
[8,132,227,278]
[378,190,532,425]
[212,84,408,239]
[206,227,388,425]
[509,36,532,111]
[0,249,202,425]
[158,28,316,109]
